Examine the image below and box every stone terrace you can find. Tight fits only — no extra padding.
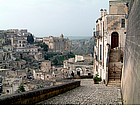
[38,79,122,105]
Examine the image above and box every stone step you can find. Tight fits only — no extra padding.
[107,84,121,87]
[110,57,119,59]
[109,74,121,76]
[108,83,121,85]
[109,73,121,75]
[109,73,121,76]
[110,49,120,53]
[110,54,120,58]
[110,59,120,62]
[108,84,121,86]
[110,53,119,55]
[109,51,121,62]
[108,80,121,83]
[108,82,121,85]
[109,77,120,80]
[109,60,120,63]
[109,62,122,65]
[108,81,121,86]
[109,69,121,75]
[110,57,120,62]
[109,63,122,71]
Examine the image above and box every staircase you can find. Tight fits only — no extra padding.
[108,49,122,87]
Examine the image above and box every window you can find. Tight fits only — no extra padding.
[95,55,98,61]
[121,19,125,28]
[96,65,98,72]
[100,45,102,61]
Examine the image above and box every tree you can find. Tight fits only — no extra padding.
[40,43,49,52]
[18,84,26,93]
[52,57,59,65]
[36,42,49,52]
[27,34,34,44]
[67,52,75,58]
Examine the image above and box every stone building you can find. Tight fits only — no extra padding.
[15,45,39,54]
[40,60,51,73]
[0,29,30,48]
[64,55,93,77]
[33,70,53,81]
[94,0,128,85]
[43,34,71,53]
[34,52,44,61]
[2,77,22,95]
[0,48,13,62]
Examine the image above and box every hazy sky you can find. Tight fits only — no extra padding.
[0,0,109,37]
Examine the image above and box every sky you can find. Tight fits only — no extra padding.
[0,0,109,37]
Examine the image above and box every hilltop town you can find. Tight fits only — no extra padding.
[0,0,139,105]
[0,29,94,95]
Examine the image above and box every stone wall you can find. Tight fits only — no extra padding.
[121,0,140,104]
[109,0,128,15]
[0,81,80,105]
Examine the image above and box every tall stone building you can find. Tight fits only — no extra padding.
[94,0,128,85]
[121,0,140,104]
[43,34,71,53]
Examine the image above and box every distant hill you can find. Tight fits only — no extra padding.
[70,37,94,55]
[67,36,92,40]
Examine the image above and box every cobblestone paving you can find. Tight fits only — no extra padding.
[38,79,122,105]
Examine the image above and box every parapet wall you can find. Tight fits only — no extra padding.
[122,0,140,104]
[0,81,81,105]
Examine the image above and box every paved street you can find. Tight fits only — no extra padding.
[38,79,122,105]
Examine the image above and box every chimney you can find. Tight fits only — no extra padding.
[104,9,107,16]
[100,9,104,17]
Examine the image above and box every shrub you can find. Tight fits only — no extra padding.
[93,74,102,84]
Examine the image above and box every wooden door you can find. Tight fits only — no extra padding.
[111,32,119,49]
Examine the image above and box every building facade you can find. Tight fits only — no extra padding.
[0,29,31,48]
[94,0,128,84]
[43,34,71,53]
[64,55,93,77]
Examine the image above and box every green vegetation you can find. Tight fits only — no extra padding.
[44,52,62,60]
[36,42,49,52]
[93,74,102,84]
[37,85,44,89]
[18,84,26,93]
[27,34,34,44]
[46,52,75,66]
[51,55,64,65]
[22,56,32,62]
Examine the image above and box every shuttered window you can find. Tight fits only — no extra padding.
[121,19,125,28]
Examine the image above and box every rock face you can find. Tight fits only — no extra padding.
[122,0,140,104]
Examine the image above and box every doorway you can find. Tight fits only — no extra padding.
[111,32,119,49]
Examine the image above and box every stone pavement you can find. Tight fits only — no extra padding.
[38,79,122,105]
